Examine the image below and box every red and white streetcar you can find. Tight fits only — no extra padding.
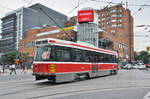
[32,38,118,83]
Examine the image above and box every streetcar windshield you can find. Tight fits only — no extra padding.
[34,46,52,61]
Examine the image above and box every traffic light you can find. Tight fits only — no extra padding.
[146,46,150,51]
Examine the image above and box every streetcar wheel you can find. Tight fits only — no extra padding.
[74,74,79,81]
[110,70,113,75]
[113,70,118,75]
[85,73,90,79]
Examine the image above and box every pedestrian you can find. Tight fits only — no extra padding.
[10,64,17,75]
[21,64,27,73]
[2,64,5,73]
[24,67,27,73]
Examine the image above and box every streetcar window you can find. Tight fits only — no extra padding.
[112,55,116,63]
[72,49,83,62]
[34,46,52,61]
[56,49,70,62]
[84,51,90,62]
[103,54,108,63]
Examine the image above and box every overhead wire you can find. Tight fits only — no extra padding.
[90,0,150,7]
[132,0,150,15]
[39,7,74,40]
[67,0,88,15]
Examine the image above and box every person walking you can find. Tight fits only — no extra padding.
[2,64,5,73]
[10,64,17,75]
[21,65,25,73]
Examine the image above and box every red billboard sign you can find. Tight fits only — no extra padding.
[78,10,94,23]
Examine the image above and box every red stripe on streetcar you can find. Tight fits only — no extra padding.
[49,40,116,55]
[71,43,115,55]
[49,40,56,43]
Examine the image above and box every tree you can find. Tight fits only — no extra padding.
[134,51,150,64]
[142,55,150,64]
[139,51,148,58]
[1,52,17,64]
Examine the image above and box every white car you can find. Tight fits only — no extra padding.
[135,63,146,70]
[132,65,138,69]
[123,64,132,69]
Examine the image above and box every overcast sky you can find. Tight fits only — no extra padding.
[0,0,150,52]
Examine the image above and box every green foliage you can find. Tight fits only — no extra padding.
[139,51,148,57]
[134,55,140,60]
[1,52,17,64]
[142,55,150,64]
[134,51,150,64]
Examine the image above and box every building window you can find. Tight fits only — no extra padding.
[102,17,105,21]
[24,43,27,48]
[117,14,122,17]
[2,26,14,30]
[111,14,117,18]
[111,19,117,22]
[111,24,117,27]
[28,42,31,47]
[117,24,122,27]
[102,23,104,26]
[110,9,117,13]
[117,9,122,13]
[117,19,122,23]
[32,42,35,46]
[110,30,115,35]
[116,42,128,50]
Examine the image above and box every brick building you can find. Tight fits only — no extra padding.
[19,26,76,57]
[97,4,134,61]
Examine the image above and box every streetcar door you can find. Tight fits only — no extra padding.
[91,64,98,74]
[91,55,98,77]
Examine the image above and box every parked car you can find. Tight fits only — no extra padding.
[132,64,138,69]
[123,64,132,69]
[135,63,146,70]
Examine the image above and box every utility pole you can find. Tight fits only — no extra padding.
[128,13,132,63]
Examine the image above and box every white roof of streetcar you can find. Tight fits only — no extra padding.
[35,38,118,56]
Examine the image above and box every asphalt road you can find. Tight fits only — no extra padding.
[0,69,150,99]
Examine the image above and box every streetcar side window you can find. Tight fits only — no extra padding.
[56,49,70,62]
[72,49,83,62]
[112,55,116,63]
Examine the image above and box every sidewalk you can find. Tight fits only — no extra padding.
[0,69,32,76]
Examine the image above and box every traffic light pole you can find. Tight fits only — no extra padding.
[128,14,132,63]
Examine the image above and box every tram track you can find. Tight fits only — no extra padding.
[0,80,82,97]
[1,78,150,98]
[0,70,150,99]
[27,85,150,99]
